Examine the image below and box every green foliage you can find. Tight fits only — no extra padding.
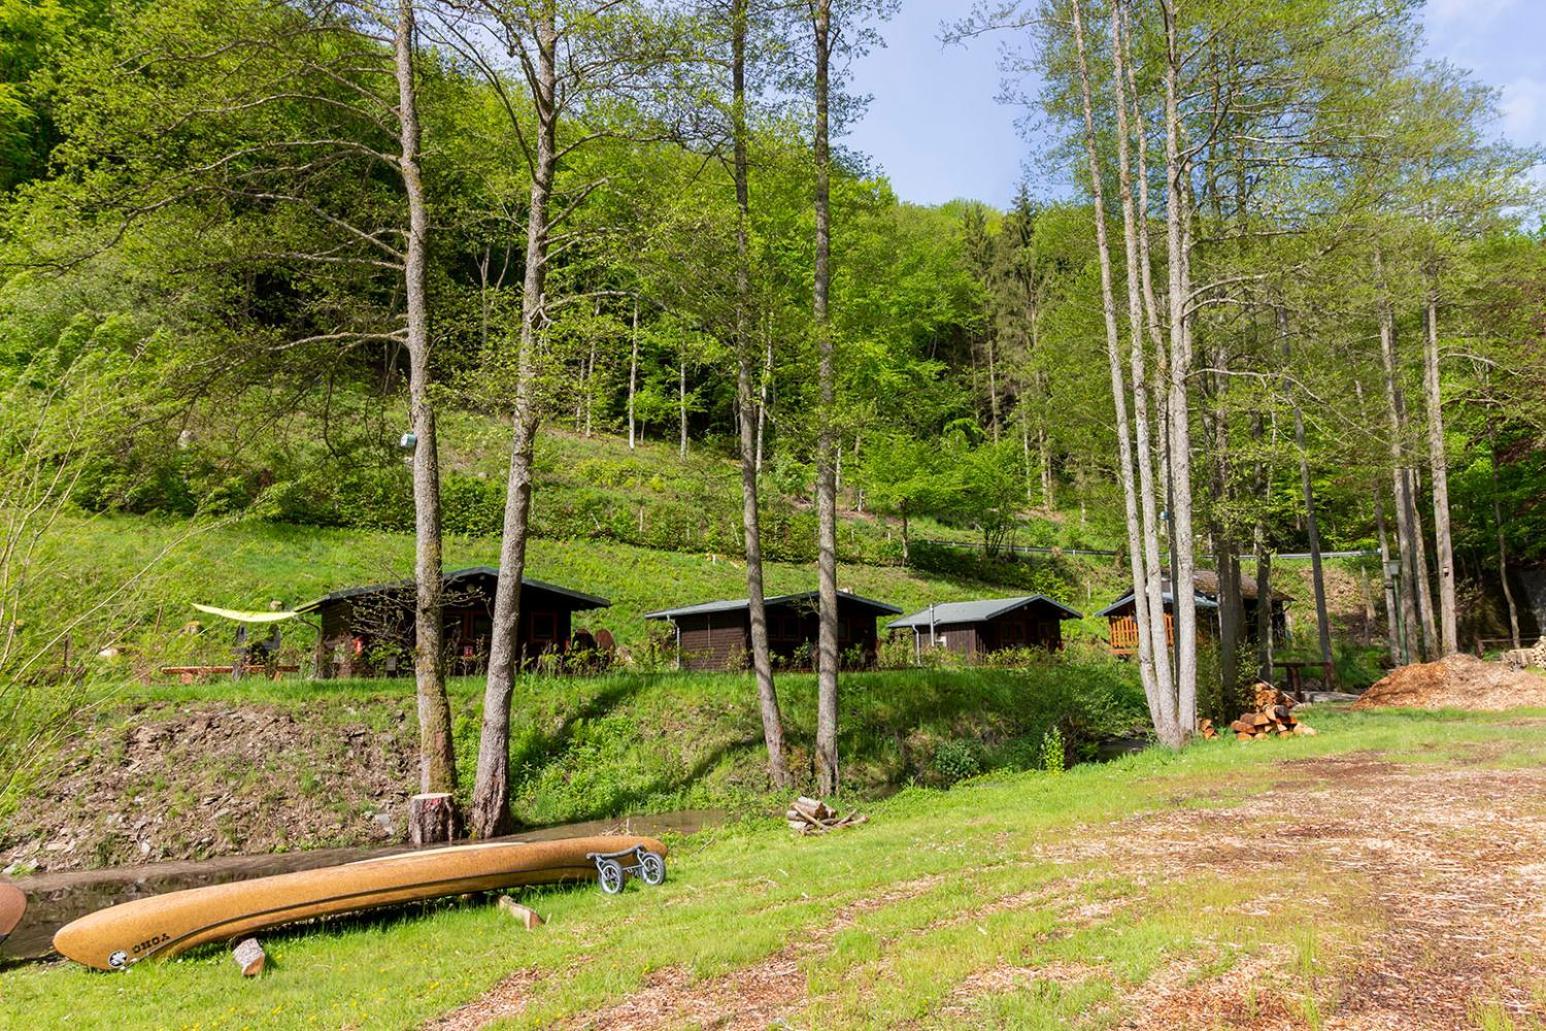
[1039,725,1066,774]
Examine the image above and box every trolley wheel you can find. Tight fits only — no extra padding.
[638,850,666,887]
[597,858,625,895]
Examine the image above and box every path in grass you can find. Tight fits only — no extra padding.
[440,720,1546,1030]
[5,709,1544,1030]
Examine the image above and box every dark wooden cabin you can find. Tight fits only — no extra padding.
[644,590,902,671]
[307,566,609,678]
[887,595,1083,662]
[1099,571,1290,656]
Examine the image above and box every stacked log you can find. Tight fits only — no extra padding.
[786,797,867,835]
[1228,683,1317,741]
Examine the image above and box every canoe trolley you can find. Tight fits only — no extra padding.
[587,845,667,895]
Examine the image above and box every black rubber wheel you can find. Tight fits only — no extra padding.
[639,851,666,887]
[597,859,625,895]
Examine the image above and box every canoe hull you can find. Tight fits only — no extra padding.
[53,834,665,971]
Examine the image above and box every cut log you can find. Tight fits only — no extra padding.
[1230,719,1254,734]
[408,792,457,846]
[232,937,265,977]
[496,895,543,929]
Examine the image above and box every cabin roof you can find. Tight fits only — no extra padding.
[1095,571,1293,618]
[887,595,1083,630]
[644,590,901,621]
[300,566,610,612]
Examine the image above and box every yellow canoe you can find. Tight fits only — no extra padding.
[53,834,666,971]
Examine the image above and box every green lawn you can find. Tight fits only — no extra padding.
[5,706,1543,1029]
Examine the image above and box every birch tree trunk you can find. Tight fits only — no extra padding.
[471,10,556,839]
[628,299,639,450]
[678,356,688,458]
[1120,0,1174,698]
[1107,0,1172,727]
[1162,0,1198,735]
[394,0,456,807]
[1375,255,1421,665]
[1423,283,1457,654]
[1279,309,1332,673]
[1488,423,1522,650]
[811,0,841,796]
[731,0,789,787]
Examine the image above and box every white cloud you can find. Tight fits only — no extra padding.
[1425,0,1516,29]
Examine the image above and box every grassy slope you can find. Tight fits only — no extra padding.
[2,664,1147,869]
[37,511,1128,667]
[5,707,1542,1029]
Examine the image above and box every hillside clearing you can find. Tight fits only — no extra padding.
[3,707,1543,1029]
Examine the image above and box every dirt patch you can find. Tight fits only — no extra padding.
[1036,757,1546,1029]
[1353,654,1546,711]
[1,701,418,873]
[424,968,545,1031]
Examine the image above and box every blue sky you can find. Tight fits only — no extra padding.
[845,0,1546,208]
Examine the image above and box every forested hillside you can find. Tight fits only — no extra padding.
[2,0,1543,822]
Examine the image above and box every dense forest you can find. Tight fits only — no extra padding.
[2,0,1543,826]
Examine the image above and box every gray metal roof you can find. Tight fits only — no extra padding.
[645,590,901,621]
[888,595,1083,630]
[1094,588,1220,618]
[302,567,609,611]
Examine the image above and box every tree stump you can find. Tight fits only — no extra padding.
[232,937,266,977]
[409,792,457,846]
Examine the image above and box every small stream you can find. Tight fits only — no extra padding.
[0,808,723,964]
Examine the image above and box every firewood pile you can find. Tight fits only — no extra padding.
[786,796,868,835]
[1207,682,1317,741]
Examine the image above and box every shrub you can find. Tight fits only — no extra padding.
[930,738,982,783]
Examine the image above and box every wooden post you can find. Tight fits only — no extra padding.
[409,792,456,845]
[232,937,266,976]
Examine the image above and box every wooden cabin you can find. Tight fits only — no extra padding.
[1099,571,1290,657]
[888,596,1083,662]
[644,590,902,671]
[308,567,609,678]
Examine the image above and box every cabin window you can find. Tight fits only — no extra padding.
[529,611,557,641]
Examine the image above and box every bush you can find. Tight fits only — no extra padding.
[930,738,982,783]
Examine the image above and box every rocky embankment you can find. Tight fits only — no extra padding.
[2,701,420,875]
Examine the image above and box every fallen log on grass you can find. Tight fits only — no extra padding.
[786,796,867,836]
[232,937,266,977]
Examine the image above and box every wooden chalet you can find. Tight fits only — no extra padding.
[1099,571,1290,657]
[308,567,609,678]
[888,596,1083,662]
[644,590,902,672]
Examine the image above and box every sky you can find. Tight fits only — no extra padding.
[844,0,1546,209]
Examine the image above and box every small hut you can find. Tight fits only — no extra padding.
[1099,571,1290,656]
[644,590,901,671]
[888,596,1083,662]
[308,567,609,678]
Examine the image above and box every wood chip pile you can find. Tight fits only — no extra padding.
[786,797,867,835]
[1203,683,1318,741]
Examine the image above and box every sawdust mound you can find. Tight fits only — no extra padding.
[1353,653,1546,712]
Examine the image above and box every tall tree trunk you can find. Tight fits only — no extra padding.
[732,0,788,787]
[394,0,456,807]
[1108,0,1173,726]
[756,323,771,473]
[470,11,556,839]
[1423,283,1457,654]
[678,355,688,459]
[1161,0,1198,736]
[1279,309,1331,672]
[1487,415,1522,649]
[986,335,1000,441]
[1373,482,1403,663]
[627,299,639,450]
[811,0,840,796]
[1375,255,1421,665]
[1249,413,1273,681]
